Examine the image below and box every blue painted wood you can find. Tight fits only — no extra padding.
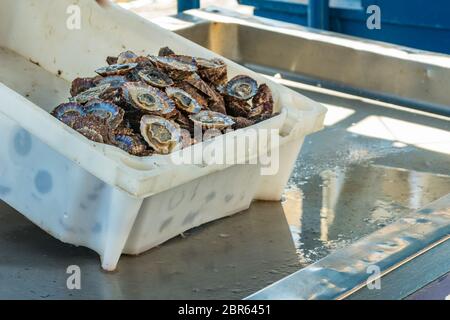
[308,0,330,29]
[240,0,450,54]
[178,0,200,13]
[241,0,308,14]
[254,9,308,25]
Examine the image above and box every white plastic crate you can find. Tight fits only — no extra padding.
[0,0,326,270]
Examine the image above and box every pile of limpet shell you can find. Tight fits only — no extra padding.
[51,47,275,156]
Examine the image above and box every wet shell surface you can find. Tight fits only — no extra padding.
[95,63,138,76]
[251,84,274,118]
[174,81,209,108]
[70,77,96,97]
[70,83,112,104]
[122,82,176,117]
[117,51,138,64]
[173,110,194,132]
[51,102,86,125]
[189,110,235,130]
[225,75,258,100]
[114,133,149,156]
[140,115,182,154]
[148,55,197,79]
[225,96,251,118]
[165,87,202,114]
[138,67,174,88]
[95,75,127,89]
[158,46,175,56]
[71,115,112,144]
[231,116,256,130]
[195,57,228,86]
[185,74,218,99]
[184,74,226,114]
[114,126,135,136]
[83,100,124,129]
[106,56,118,65]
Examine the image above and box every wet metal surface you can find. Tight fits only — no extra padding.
[248,195,450,300]
[281,83,450,268]
[0,201,299,299]
[407,272,450,300]
[1,9,450,299]
[350,240,450,300]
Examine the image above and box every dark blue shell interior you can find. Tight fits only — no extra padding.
[114,134,147,155]
[52,102,86,119]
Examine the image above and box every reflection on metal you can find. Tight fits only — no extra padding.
[247,194,450,300]
[286,164,450,267]
[318,169,342,242]
[162,8,450,115]
[351,239,450,300]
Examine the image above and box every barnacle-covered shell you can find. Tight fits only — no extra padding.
[95,63,138,76]
[231,116,255,130]
[158,46,175,56]
[140,115,182,154]
[254,112,278,124]
[148,55,197,79]
[113,133,149,156]
[106,56,118,65]
[185,74,226,114]
[166,87,202,114]
[174,81,209,108]
[122,82,176,117]
[135,56,154,70]
[196,57,228,86]
[208,97,227,115]
[117,51,138,64]
[216,84,226,95]
[84,100,124,129]
[114,126,134,136]
[51,102,86,125]
[70,77,96,96]
[189,110,235,130]
[185,74,218,99]
[251,84,274,118]
[70,83,112,104]
[71,115,113,144]
[226,75,258,100]
[99,88,123,105]
[173,110,194,133]
[94,76,127,104]
[122,107,146,131]
[224,95,251,118]
[138,67,174,88]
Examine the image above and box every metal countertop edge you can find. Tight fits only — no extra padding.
[245,194,450,300]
